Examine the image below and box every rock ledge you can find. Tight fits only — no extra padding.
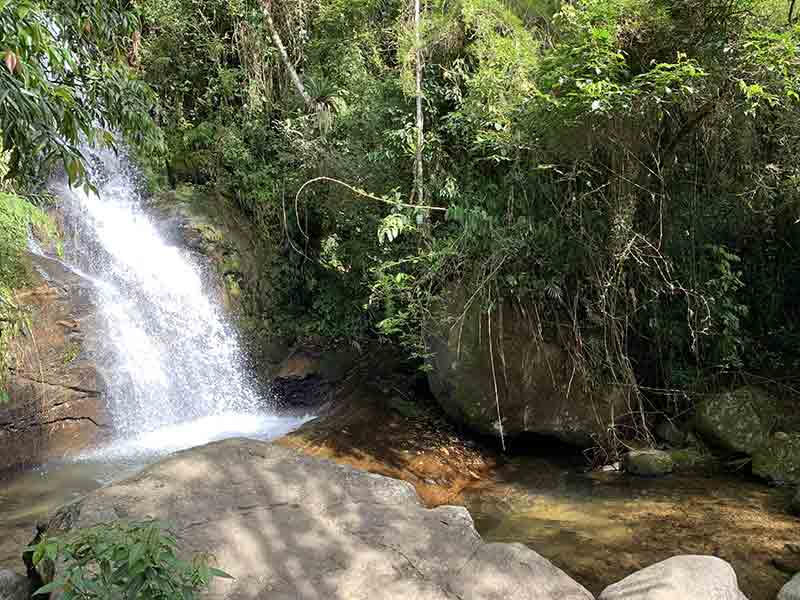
[45,439,593,600]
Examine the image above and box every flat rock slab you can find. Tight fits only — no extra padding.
[49,439,593,600]
[599,556,748,600]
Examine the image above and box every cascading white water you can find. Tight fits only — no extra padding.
[41,148,310,461]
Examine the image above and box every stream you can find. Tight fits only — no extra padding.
[0,147,797,600]
[460,455,796,600]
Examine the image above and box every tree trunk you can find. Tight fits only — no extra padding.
[414,0,425,207]
[790,0,797,23]
[260,0,314,110]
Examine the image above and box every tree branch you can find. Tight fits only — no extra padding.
[260,0,314,110]
[414,0,425,208]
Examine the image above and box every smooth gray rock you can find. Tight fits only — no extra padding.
[623,450,674,477]
[43,439,594,600]
[599,555,747,600]
[779,573,800,600]
[0,570,29,600]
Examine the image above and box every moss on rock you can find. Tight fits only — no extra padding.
[667,447,718,473]
[752,433,800,485]
[623,450,674,477]
[694,387,774,455]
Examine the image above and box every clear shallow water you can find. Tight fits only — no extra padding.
[461,457,797,600]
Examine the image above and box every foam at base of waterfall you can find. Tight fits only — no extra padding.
[78,412,315,463]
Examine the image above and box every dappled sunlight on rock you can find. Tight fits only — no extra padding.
[47,439,593,600]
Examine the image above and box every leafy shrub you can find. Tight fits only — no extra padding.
[30,521,232,600]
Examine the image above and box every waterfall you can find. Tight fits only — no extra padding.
[40,148,310,461]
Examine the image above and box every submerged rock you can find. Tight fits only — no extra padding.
[779,573,800,600]
[426,292,629,445]
[0,570,29,600]
[599,555,747,600]
[0,253,107,471]
[694,387,774,455]
[752,433,800,485]
[41,439,593,600]
[623,450,674,477]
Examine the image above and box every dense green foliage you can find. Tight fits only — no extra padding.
[0,0,162,184]
[31,521,231,599]
[0,0,796,449]
[137,0,800,408]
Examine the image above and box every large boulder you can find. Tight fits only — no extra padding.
[0,570,29,600]
[623,450,673,477]
[779,573,800,600]
[42,439,593,600]
[752,433,800,485]
[598,555,747,600]
[0,253,107,471]
[694,387,775,455]
[426,293,628,445]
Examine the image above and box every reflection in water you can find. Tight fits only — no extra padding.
[461,457,797,600]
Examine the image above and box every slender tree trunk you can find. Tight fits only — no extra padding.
[790,0,797,23]
[128,30,141,67]
[260,0,314,110]
[414,0,425,207]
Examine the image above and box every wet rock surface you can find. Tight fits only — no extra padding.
[278,362,496,508]
[0,253,107,471]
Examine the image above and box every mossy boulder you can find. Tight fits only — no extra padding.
[623,450,674,477]
[425,291,629,446]
[752,433,800,485]
[694,387,775,455]
[667,447,718,473]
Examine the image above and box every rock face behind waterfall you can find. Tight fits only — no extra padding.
[0,253,107,471]
[41,439,594,600]
[425,292,629,445]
